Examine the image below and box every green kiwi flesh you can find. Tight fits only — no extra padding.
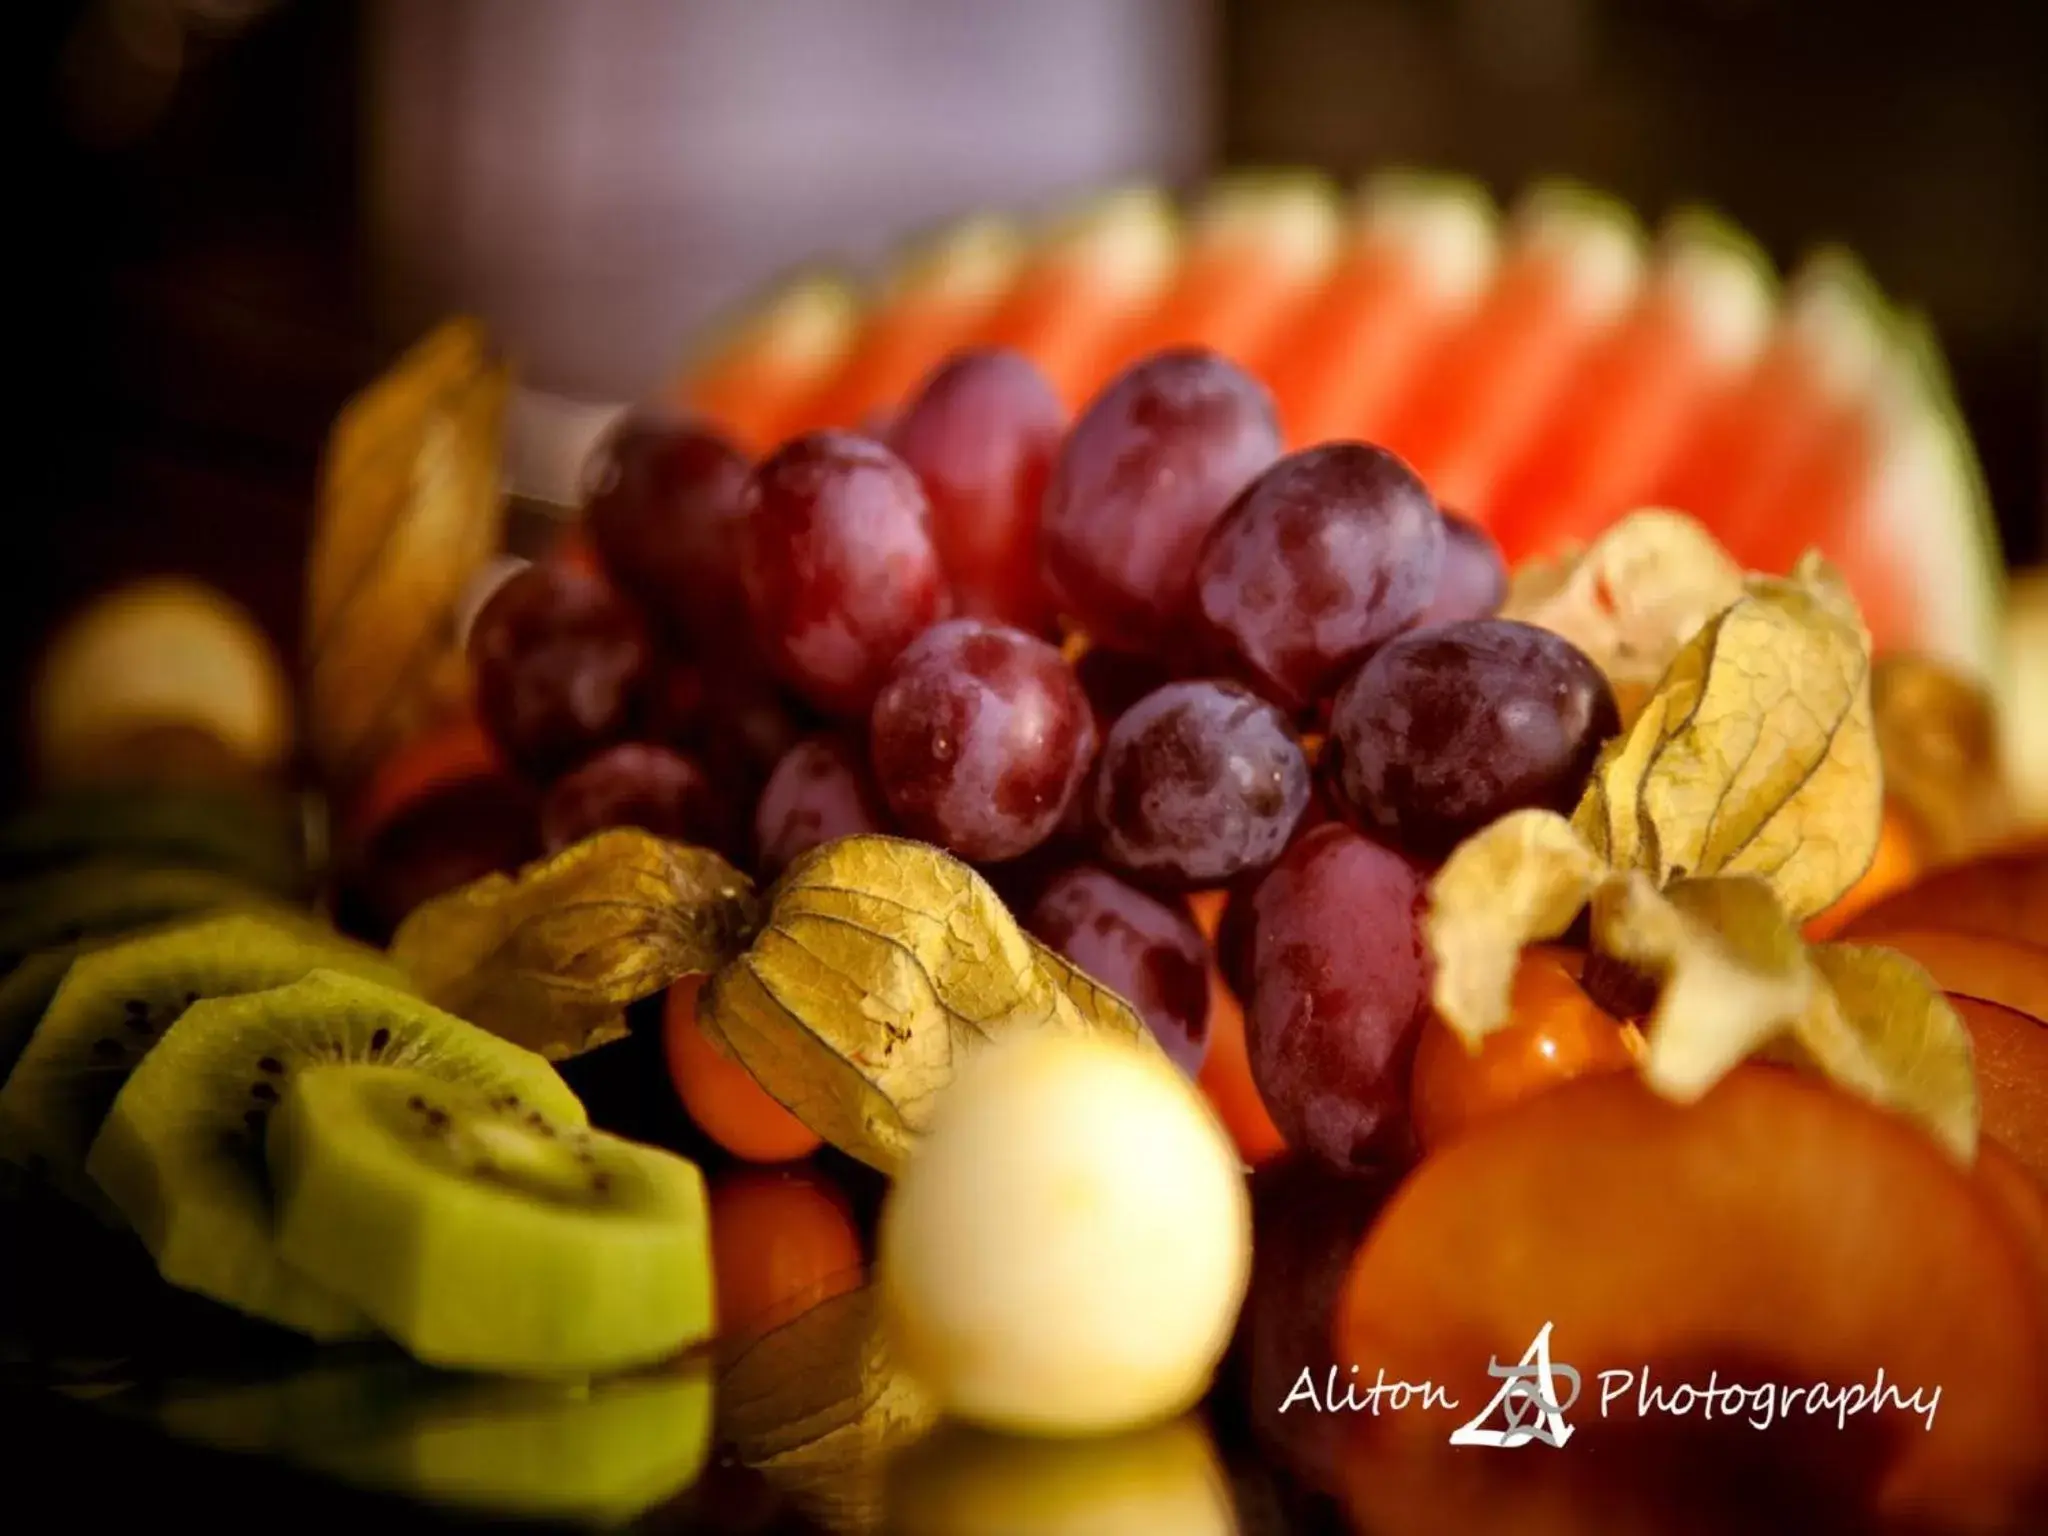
[85,968,586,1340]
[155,1356,713,1524]
[0,862,279,972]
[0,910,405,1214]
[268,1061,711,1375]
[0,784,315,898]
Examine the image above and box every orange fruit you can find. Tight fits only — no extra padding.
[663,977,822,1164]
[707,1166,862,1340]
[343,708,505,849]
[1803,801,1926,941]
[1409,947,1639,1152]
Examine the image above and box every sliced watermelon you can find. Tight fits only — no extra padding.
[792,214,1026,436]
[659,168,2008,677]
[1263,170,1499,450]
[1374,179,1648,518]
[673,269,860,455]
[1098,170,1340,381]
[1650,249,1891,567]
[1813,310,2005,685]
[969,186,1180,412]
[1487,207,1774,560]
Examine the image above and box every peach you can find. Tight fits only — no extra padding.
[1335,1067,2048,1533]
[1976,1139,2048,1302]
[1850,929,2048,1030]
[1838,841,2048,950]
[1952,995,2048,1189]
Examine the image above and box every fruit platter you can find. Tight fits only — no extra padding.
[4,169,2046,1534]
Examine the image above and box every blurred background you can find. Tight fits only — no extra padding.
[18,0,2047,807]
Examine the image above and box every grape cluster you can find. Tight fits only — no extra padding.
[367,342,1620,1165]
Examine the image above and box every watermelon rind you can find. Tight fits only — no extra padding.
[1862,307,2007,689]
[679,265,861,390]
[1353,168,1501,311]
[1188,168,1343,280]
[876,212,1027,308]
[1510,176,1647,323]
[1655,204,1778,374]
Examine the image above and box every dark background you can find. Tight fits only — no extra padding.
[18,0,2047,811]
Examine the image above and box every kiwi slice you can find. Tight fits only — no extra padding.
[0,862,276,972]
[0,948,78,1089]
[268,1061,712,1375]
[0,784,316,898]
[156,1356,714,1524]
[0,911,404,1214]
[84,967,585,1340]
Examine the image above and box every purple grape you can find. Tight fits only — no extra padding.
[890,348,1066,634]
[643,658,809,802]
[352,775,540,938]
[1024,865,1211,1075]
[738,431,950,716]
[1326,618,1619,859]
[1040,348,1280,656]
[868,619,1095,863]
[1192,444,1444,710]
[538,743,737,856]
[753,735,890,879]
[582,412,752,647]
[1245,824,1431,1172]
[1092,680,1310,888]
[468,562,652,777]
[1414,508,1507,629]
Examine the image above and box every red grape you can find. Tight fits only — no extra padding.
[753,734,890,879]
[468,563,652,777]
[350,774,540,938]
[1040,348,1280,656]
[890,348,1065,634]
[1092,680,1310,888]
[1024,865,1211,1075]
[1326,618,1619,859]
[538,742,737,856]
[1193,444,1444,710]
[582,412,752,647]
[868,619,1095,863]
[643,657,810,802]
[737,431,950,716]
[1245,823,1431,1172]
[1415,508,1507,629]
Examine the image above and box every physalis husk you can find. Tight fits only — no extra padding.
[698,835,1155,1174]
[390,828,759,1060]
[1501,508,1746,728]
[1431,541,1979,1161]
[305,319,509,792]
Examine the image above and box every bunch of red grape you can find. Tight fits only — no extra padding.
[411,344,1621,1174]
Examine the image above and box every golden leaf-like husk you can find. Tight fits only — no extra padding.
[389,829,758,1059]
[306,319,509,790]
